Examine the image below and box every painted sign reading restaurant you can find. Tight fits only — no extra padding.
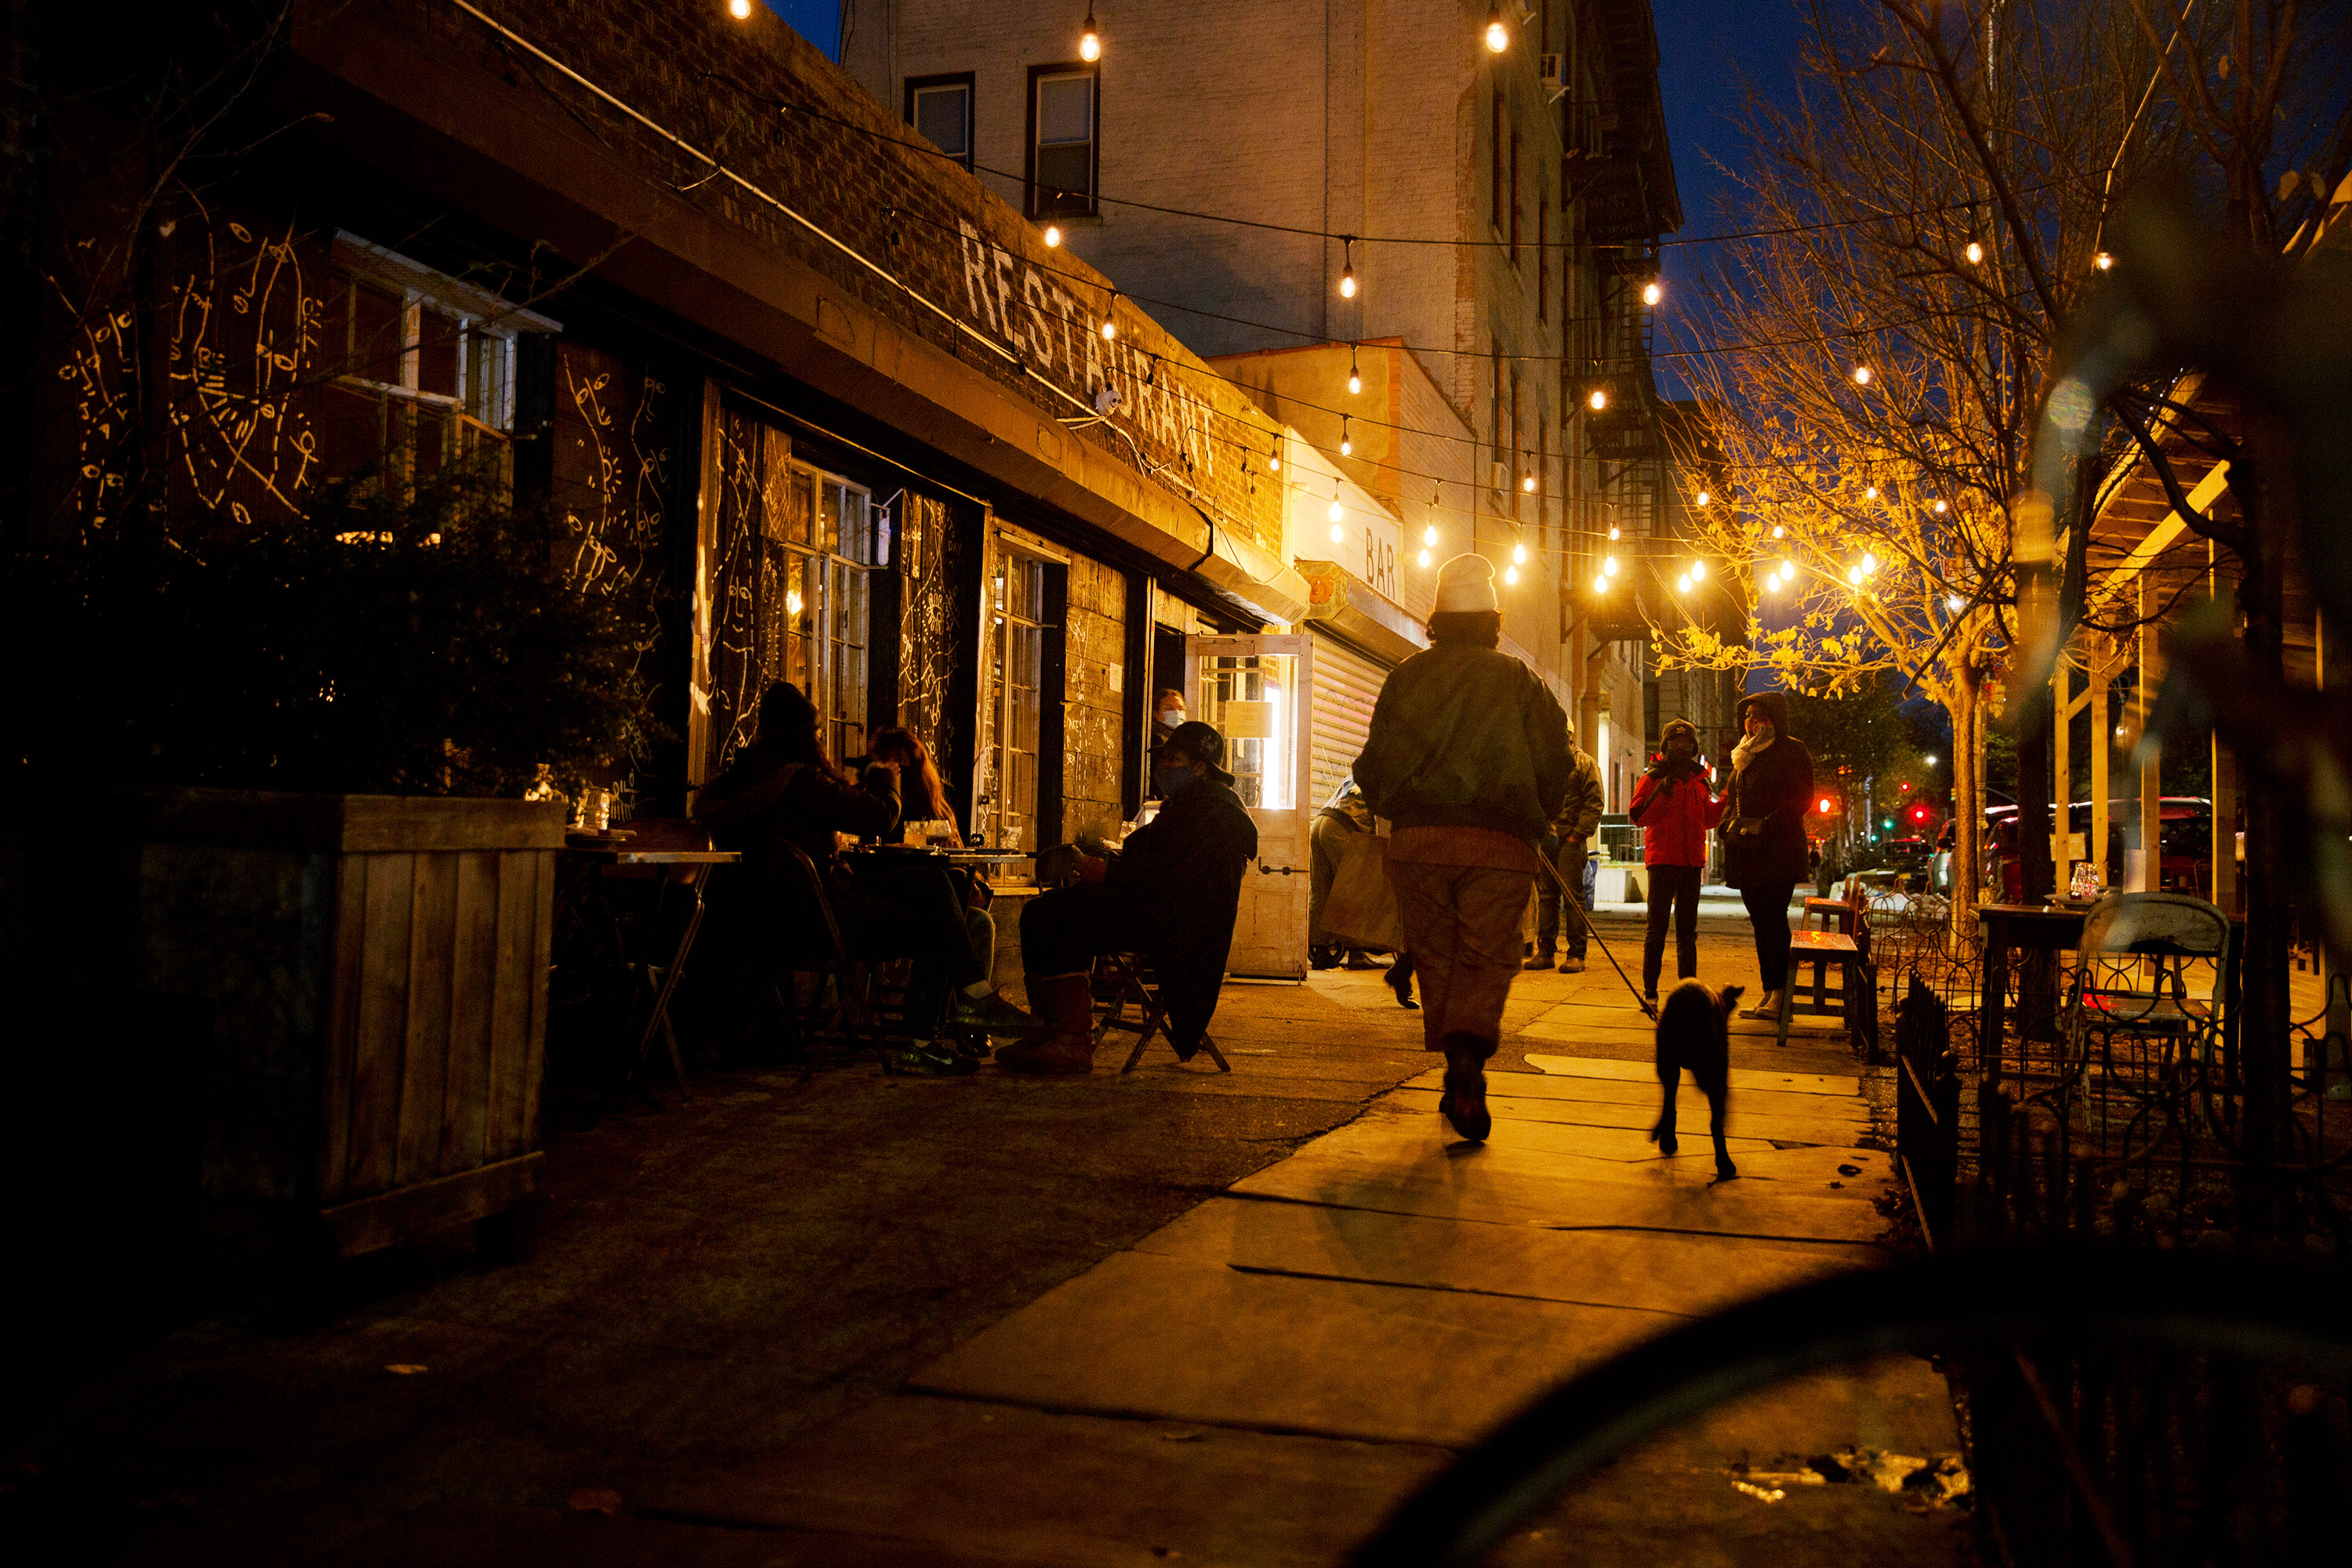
[955,220,1228,485]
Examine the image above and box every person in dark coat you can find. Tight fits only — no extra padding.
[996,721,1258,1074]
[696,682,985,1073]
[1719,689,1815,1020]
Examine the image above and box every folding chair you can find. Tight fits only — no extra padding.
[1094,951,1232,1073]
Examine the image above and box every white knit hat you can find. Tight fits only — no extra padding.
[1433,553,1499,614]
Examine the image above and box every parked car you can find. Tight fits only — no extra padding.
[1974,798,2215,901]
[1882,836,1933,889]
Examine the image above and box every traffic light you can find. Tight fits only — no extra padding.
[1899,780,1911,793]
[1911,803,1931,825]
[1816,795,1836,815]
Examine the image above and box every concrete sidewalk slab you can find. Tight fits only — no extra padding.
[1355,1101,1780,1161]
[912,1249,1671,1446]
[1385,1086,1876,1147]
[1523,1053,1860,1096]
[1131,1196,1876,1316]
[1345,1106,1890,1187]
[1426,1067,1872,1123]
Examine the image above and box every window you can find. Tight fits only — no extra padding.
[1538,423,1550,551]
[1511,372,1524,520]
[784,464,877,764]
[318,238,528,488]
[906,73,974,172]
[989,547,1052,849]
[1491,352,1507,495]
[1028,64,1098,218]
[1491,92,1506,232]
[1510,131,1523,262]
[1537,199,1549,318]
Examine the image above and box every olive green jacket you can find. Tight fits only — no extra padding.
[1353,644,1574,845]
[1550,748,1606,844]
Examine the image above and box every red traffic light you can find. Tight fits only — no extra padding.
[1911,804,1929,822]
[1899,780,1911,792]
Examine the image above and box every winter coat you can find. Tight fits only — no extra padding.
[1721,692,1815,888]
[1549,748,1606,844]
[1629,762,1726,867]
[1353,644,1574,845]
[1107,778,1259,1049]
[702,748,898,894]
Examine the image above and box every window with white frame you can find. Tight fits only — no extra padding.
[1028,64,1097,218]
[906,73,974,172]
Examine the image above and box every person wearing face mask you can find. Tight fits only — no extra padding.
[997,722,1258,1073]
[1721,690,1815,1022]
[1628,718,1730,1003]
[1149,688,1187,760]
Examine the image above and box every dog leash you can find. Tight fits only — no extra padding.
[1533,851,1659,1021]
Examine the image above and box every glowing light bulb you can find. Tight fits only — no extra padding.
[1080,7,1100,60]
[1864,485,1878,500]
[1340,434,1352,456]
[1933,499,1948,514]
[1608,525,1620,540]
[1780,558,1795,576]
[1267,445,1279,472]
[1860,552,1877,574]
[1512,542,1527,564]
[728,0,751,16]
[1691,559,1707,581]
[1965,241,1984,265]
[1848,565,1865,586]
[1484,8,1508,51]
[1328,498,1343,523]
[1330,521,1345,543]
[1521,474,1536,494]
[1423,524,1436,546]
[1642,280,1663,307]
[1947,594,1965,613]
[1348,368,1363,395]
[2095,252,2114,271]
[1340,270,1356,299]
[1588,388,1608,412]
[1853,365,1873,386]
[1504,564,1519,585]
[1417,547,1432,567]
[1044,224,1062,248]
[1593,575,1609,593]
[1770,524,1785,539]
[1603,556,1619,577]
[1675,573,1691,593]
[1694,490,1710,506]
[1101,318,1116,340]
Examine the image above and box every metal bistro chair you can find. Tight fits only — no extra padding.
[1092,951,1232,1074]
[2059,891,2232,1158]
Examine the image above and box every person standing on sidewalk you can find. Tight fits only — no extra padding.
[1628,718,1727,1003]
[1721,691,1814,1022]
[1527,738,1605,973]
[1355,554,1573,1142]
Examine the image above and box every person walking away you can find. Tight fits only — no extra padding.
[996,722,1257,1074]
[1355,554,1573,1142]
[1628,719,1727,1003]
[1527,734,1605,973]
[1720,691,1814,1022]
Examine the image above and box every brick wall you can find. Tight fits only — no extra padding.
[1058,551,1129,843]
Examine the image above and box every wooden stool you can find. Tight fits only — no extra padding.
[1093,952,1232,1073]
[1779,929,1869,1053]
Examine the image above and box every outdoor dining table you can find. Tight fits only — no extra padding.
[560,842,739,1110]
[1974,902,2087,1078]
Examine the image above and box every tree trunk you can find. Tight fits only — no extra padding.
[2238,414,2294,1185]
[1948,662,1983,949]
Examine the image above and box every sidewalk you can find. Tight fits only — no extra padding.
[9,913,1965,1565]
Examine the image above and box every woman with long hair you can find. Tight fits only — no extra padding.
[1720,691,1815,1022]
[867,726,958,841]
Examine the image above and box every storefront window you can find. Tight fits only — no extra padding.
[989,550,1050,850]
[1196,652,1297,811]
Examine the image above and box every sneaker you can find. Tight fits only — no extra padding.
[887,1041,979,1076]
[952,989,1035,1036]
[1559,956,1586,974]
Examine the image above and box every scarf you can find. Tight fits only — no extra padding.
[1731,728,1776,775]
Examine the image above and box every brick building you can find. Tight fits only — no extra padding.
[841,0,1682,823]
[24,0,1356,966]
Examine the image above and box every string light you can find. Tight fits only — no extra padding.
[1418,547,1432,567]
[1694,489,1710,506]
[1267,438,1279,473]
[1853,365,1873,386]
[1588,387,1609,412]
[1642,280,1663,307]
[1340,416,1352,457]
[1691,559,1707,581]
[1965,240,1984,264]
[1593,575,1609,593]
[1484,6,1508,51]
[1328,494,1344,523]
[1339,237,1357,299]
[1860,552,1877,574]
[1770,524,1785,538]
[728,0,751,16]
[1423,524,1437,546]
[1044,224,1062,248]
[1080,5,1101,61]
[1607,524,1621,541]
[1521,472,1537,494]
[1101,293,1119,339]
[2095,251,2114,270]
[1348,347,1362,395]
[1603,556,1620,577]
[1933,499,1948,514]
[1504,564,1519,585]
[1848,564,1865,586]
[1864,484,1878,500]
[1676,573,1691,593]
[1512,541,1528,564]
[1946,594,1965,612]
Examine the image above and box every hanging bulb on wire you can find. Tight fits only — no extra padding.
[1339,237,1357,299]
[1965,240,1984,265]
[1863,484,1878,500]
[1588,387,1608,412]
[1694,489,1710,507]
[1603,556,1619,577]
[1266,439,1279,473]
[1691,559,1707,581]
[1853,365,1873,386]
[1100,293,1119,340]
[1933,499,1948,514]
[1484,6,1508,51]
[1080,5,1101,61]
[1512,541,1527,564]
[1504,564,1519,586]
[1608,524,1620,540]
[1339,416,1352,457]
[1348,348,1362,396]
[1423,524,1437,546]
[1771,524,1785,539]
[1521,472,1536,494]
[1328,495,1343,523]
[728,0,752,17]
[1642,279,1663,307]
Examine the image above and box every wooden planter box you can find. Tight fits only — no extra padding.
[3,789,564,1265]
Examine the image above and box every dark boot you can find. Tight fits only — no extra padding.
[995,973,1098,1075]
[1438,1033,1492,1142]
[1386,953,1418,1010]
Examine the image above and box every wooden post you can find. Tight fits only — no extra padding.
[2137,576,2163,891]
[2090,652,2111,888]
[2212,543,2238,916]
[2053,655,2072,893]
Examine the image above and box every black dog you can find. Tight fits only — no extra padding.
[1650,979,1744,1181]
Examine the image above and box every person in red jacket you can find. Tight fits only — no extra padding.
[1628,719,1728,1003]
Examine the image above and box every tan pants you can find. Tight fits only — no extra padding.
[1390,861,1537,1055]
